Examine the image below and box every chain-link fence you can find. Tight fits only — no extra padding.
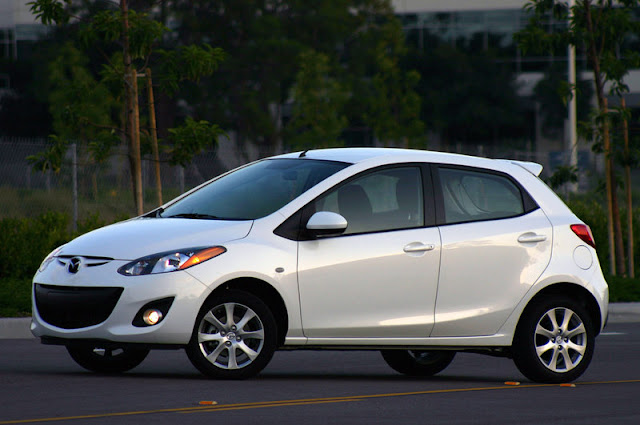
[0,136,601,224]
[0,137,274,223]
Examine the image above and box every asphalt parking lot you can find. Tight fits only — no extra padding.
[1,304,640,425]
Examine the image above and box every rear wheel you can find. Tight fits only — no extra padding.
[381,350,455,376]
[186,290,277,379]
[67,345,149,373]
[512,295,595,383]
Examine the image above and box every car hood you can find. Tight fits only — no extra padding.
[58,218,254,260]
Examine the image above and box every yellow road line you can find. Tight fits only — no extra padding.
[186,398,363,413]
[2,379,640,424]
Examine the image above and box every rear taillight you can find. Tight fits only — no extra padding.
[571,224,596,248]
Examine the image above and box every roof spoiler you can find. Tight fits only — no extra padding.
[497,159,544,176]
[511,160,543,176]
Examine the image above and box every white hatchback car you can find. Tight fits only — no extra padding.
[32,148,608,383]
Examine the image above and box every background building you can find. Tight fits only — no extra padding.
[392,0,640,181]
[0,0,46,90]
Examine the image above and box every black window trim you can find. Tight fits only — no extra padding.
[431,163,539,227]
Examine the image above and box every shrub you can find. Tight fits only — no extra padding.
[0,278,31,317]
[0,212,70,280]
[0,212,123,316]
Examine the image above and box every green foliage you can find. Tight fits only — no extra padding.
[169,0,423,152]
[360,19,424,145]
[0,212,69,280]
[27,0,227,212]
[47,43,118,137]
[516,1,640,96]
[27,134,69,173]
[285,49,348,149]
[155,44,226,94]
[533,64,593,138]
[0,212,113,317]
[167,117,225,167]
[28,0,71,25]
[25,42,119,173]
[0,278,32,317]
[80,9,167,60]
[547,165,578,190]
[608,275,640,302]
[409,43,524,144]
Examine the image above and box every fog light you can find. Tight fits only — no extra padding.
[132,297,174,327]
[143,309,163,326]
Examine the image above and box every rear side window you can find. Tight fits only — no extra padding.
[438,167,525,224]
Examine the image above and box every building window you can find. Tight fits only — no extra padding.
[0,29,15,59]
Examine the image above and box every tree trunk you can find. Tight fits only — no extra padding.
[131,67,143,215]
[584,1,622,275]
[121,0,143,215]
[146,68,163,207]
[622,97,634,278]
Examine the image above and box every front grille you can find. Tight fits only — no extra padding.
[34,284,123,329]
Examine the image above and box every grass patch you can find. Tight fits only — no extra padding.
[0,186,184,223]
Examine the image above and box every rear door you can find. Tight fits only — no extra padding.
[431,165,553,337]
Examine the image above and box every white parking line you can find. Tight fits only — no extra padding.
[600,332,626,336]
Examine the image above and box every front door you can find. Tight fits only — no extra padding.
[297,166,441,338]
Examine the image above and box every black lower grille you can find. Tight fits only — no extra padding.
[34,284,123,329]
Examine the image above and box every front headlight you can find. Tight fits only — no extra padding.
[38,245,65,272]
[117,246,226,276]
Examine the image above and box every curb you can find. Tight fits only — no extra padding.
[0,318,34,339]
[2,303,639,339]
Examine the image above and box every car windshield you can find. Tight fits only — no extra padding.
[161,158,349,220]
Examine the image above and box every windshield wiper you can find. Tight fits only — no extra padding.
[143,207,164,218]
[165,213,222,220]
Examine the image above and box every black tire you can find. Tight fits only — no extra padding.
[186,290,277,380]
[381,350,456,377]
[67,345,149,373]
[512,295,595,383]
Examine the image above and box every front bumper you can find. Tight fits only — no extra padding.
[31,258,211,345]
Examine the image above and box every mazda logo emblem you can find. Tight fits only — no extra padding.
[68,257,81,274]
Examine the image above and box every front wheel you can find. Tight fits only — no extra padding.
[381,350,456,376]
[67,345,149,373]
[512,296,595,383]
[186,290,277,379]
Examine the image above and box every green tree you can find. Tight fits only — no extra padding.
[285,49,348,149]
[28,0,225,215]
[169,0,423,154]
[408,43,525,148]
[516,0,640,276]
[533,63,593,139]
[358,18,424,146]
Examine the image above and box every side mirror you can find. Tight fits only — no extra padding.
[306,211,348,237]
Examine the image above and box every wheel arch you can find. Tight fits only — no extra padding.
[208,277,289,347]
[517,283,603,337]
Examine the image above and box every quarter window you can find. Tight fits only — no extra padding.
[314,167,424,235]
[438,167,524,224]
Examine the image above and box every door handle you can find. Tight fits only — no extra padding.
[517,233,547,243]
[403,242,436,253]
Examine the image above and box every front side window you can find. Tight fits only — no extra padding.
[314,167,424,235]
[162,159,348,220]
[439,167,524,224]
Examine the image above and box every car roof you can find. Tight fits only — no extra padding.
[274,148,543,176]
